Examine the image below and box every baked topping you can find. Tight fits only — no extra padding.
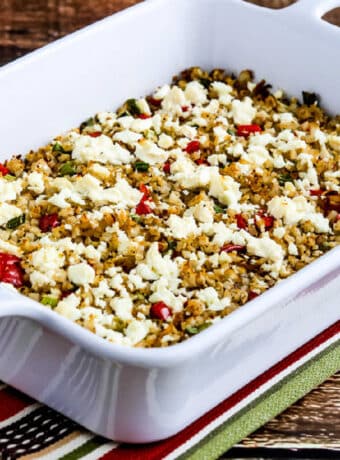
[0,67,339,347]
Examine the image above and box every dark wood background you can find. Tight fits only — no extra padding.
[0,0,339,457]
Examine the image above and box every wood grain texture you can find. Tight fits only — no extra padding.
[0,0,339,454]
[239,373,340,449]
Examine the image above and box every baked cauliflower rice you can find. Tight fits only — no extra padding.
[0,67,339,347]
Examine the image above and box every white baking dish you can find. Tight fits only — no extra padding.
[0,0,339,444]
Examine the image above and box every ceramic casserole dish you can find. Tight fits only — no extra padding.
[0,0,339,443]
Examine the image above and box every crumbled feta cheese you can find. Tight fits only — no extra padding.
[92,280,115,307]
[170,159,210,189]
[228,143,245,158]
[288,242,298,256]
[197,287,230,311]
[29,271,51,288]
[104,178,143,207]
[207,154,227,166]
[241,231,284,271]
[83,243,107,261]
[0,203,22,226]
[27,172,45,194]
[273,227,285,239]
[130,118,153,133]
[158,133,174,149]
[72,134,132,165]
[136,98,151,115]
[89,163,110,179]
[111,297,133,320]
[144,242,180,289]
[127,273,146,290]
[296,153,319,189]
[162,86,187,115]
[213,126,228,144]
[117,115,134,129]
[180,125,197,139]
[184,81,208,105]
[68,262,95,286]
[275,130,307,152]
[273,154,286,169]
[0,239,20,256]
[192,200,214,223]
[210,222,235,246]
[231,97,256,125]
[273,112,295,123]
[245,145,272,166]
[327,135,340,152]
[125,319,151,345]
[249,133,275,147]
[0,178,22,203]
[211,82,233,105]
[209,170,242,207]
[55,294,81,321]
[31,247,65,274]
[113,130,142,145]
[135,139,169,165]
[153,84,170,100]
[267,196,330,233]
[167,214,200,239]
[149,278,185,312]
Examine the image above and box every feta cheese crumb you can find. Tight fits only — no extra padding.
[55,294,81,321]
[209,171,242,207]
[111,297,133,320]
[27,172,45,194]
[197,287,230,311]
[0,203,22,226]
[231,97,256,125]
[135,140,169,165]
[125,319,151,345]
[73,134,132,165]
[158,133,174,149]
[268,196,330,233]
[184,81,208,105]
[0,178,22,203]
[288,242,299,256]
[167,214,200,239]
[68,262,95,286]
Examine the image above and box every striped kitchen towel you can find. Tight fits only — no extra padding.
[0,321,339,460]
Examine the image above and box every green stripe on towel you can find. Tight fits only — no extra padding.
[181,340,340,460]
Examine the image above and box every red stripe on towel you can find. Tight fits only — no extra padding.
[0,387,34,422]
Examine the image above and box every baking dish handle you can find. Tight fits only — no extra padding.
[281,0,340,25]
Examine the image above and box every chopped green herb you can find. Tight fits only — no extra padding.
[41,296,58,308]
[117,111,130,118]
[167,240,177,251]
[227,129,235,136]
[186,322,211,335]
[214,205,225,214]
[135,161,150,172]
[302,91,320,106]
[3,174,16,181]
[199,78,211,89]
[135,293,145,301]
[113,318,125,333]
[320,242,332,251]
[6,214,26,229]
[52,142,66,153]
[131,214,142,223]
[126,99,142,116]
[80,117,95,131]
[278,173,293,186]
[59,162,76,176]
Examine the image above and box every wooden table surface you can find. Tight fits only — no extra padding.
[0,1,339,458]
